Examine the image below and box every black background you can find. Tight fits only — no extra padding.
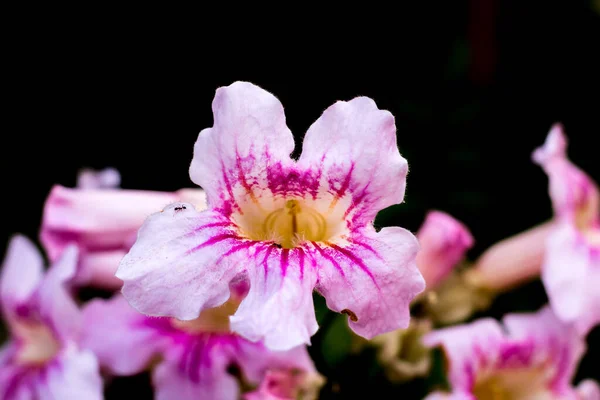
[3,1,600,398]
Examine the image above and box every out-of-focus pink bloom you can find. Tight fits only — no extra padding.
[416,211,474,290]
[0,235,102,399]
[244,369,325,400]
[469,124,600,298]
[469,221,556,291]
[423,307,597,399]
[116,81,425,350]
[76,167,121,189]
[40,169,206,290]
[533,124,600,335]
[81,291,318,400]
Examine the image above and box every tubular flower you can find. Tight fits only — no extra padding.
[0,235,102,399]
[116,81,425,350]
[533,124,600,335]
[416,210,474,291]
[423,307,598,400]
[80,290,318,400]
[40,169,206,290]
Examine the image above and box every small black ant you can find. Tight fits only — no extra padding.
[174,205,187,212]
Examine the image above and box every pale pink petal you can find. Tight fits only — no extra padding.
[532,124,599,224]
[502,306,585,390]
[542,223,600,335]
[532,123,568,165]
[81,295,168,375]
[244,368,322,400]
[470,221,554,291]
[116,204,248,320]
[416,211,474,289]
[0,342,30,400]
[40,185,180,261]
[37,346,103,400]
[153,339,238,400]
[230,248,319,350]
[423,318,505,391]
[76,250,126,289]
[577,380,600,400]
[76,167,121,189]
[315,226,424,339]
[234,341,317,385]
[0,235,43,317]
[298,97,408,226]
[189,81,295,213]
[37,245,81,342]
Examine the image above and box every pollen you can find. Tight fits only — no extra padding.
[261,199,327,249]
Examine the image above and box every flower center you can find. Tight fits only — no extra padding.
[171,292,241,333]
[235,198,344,249]
[14,321,61,366]
[473,367,551,400]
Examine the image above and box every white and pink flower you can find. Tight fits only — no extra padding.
[81,291,319,400]
[115,81,425,350]
[40,169,206,290]
[533,124,600,335]
[423,307,598,399]
[0,235,102,399]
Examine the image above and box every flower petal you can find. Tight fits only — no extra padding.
[0,342,28,400]
[470,221,554,291]
[40,185,181,261]
[502,306,586,391]
[230,247,318,350]
[0,235,43,317]
[315,226,424,339]
[577,380,600,400]
[37,346,103,400]
[37,245,81,341]
[153,339,239,400]
[116,204,247,320]
[416,211,474,290]
[234,340,317,385]
[542,223,600,335]
[423,318,505,391]
[189,81,295,214]
[76,250,126,289]
[81,295,168,375]
[298,96,408,225]
[532,124,599,224]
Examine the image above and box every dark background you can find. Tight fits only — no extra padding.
[3,1,600,398]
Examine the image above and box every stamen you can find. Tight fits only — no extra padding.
[259,199,328,248]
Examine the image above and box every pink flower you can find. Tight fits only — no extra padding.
[0,235,102,399]
[115,81,425,350]
[244,369,324,400]
[423,307,597,399]
[416,211,474,290]
[533,124,600,335]
[80,293,317,400]
[40,169,206,290]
